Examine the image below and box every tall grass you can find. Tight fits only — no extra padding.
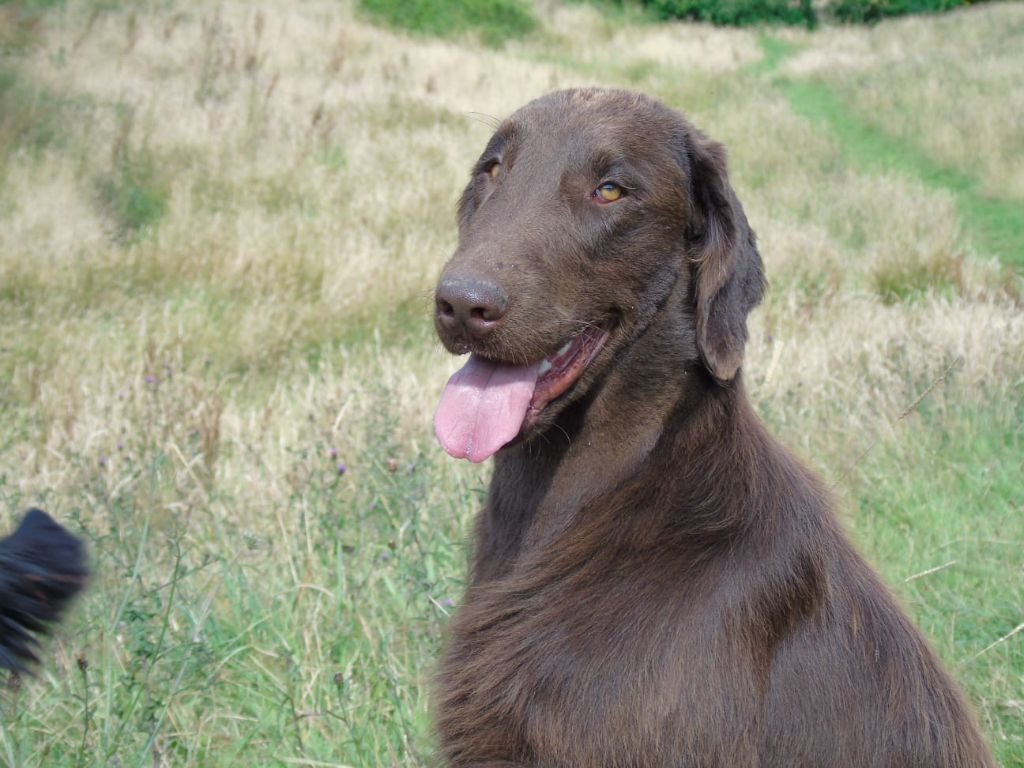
[0,1,1021,765]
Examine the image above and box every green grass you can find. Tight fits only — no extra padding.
[2,362,1018,765]
[852,399,1024,765]
[0,370,482,765]
[358,0,537,46]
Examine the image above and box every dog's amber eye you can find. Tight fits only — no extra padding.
[597,183,622,202]
[488,162,501,179]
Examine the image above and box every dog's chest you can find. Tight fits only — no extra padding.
[435,560,733,767]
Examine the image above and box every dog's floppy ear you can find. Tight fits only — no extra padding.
[684,131,766,383]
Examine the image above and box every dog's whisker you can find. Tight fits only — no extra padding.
[464,111,501,129]
[551,422,571,447]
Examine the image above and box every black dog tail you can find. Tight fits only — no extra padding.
[0,509,89,673]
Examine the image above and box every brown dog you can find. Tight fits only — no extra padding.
[432,89,993,767]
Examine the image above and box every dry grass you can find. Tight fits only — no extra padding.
[0,1,1021,765]
[780,3,1024,198]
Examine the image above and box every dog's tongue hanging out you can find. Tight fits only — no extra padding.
[434,355,540,463]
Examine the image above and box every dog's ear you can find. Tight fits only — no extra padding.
[685,131,766,383]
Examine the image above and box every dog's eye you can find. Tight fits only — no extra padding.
[596,183,623,202]
[486,162,501,179]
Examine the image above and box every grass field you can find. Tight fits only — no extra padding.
[0,1,1021,765]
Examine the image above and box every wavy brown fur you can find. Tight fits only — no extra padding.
[433,88,993,767]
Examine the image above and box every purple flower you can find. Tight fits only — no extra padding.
[441,597,455,608]
[144,375,156,385]
[329,447,338,459]
[337,463,347,475]
[99,456,108,467]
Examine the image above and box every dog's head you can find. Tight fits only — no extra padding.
[434,88,764,462]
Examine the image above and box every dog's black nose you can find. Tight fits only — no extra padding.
[435,277,508,341]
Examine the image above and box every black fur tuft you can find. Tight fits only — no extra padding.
[0,509,89,672]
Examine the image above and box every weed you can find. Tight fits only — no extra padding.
[94,146,169,242]
[871,250,964,304]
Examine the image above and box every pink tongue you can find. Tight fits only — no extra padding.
[434,354,540,463]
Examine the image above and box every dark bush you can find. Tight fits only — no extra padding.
[646,0,815,26]
[632,0,988,25]
[829,0,966,23]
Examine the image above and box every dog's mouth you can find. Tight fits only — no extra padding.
[434,323,612,463]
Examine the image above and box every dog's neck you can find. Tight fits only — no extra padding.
[479,302,758,582]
